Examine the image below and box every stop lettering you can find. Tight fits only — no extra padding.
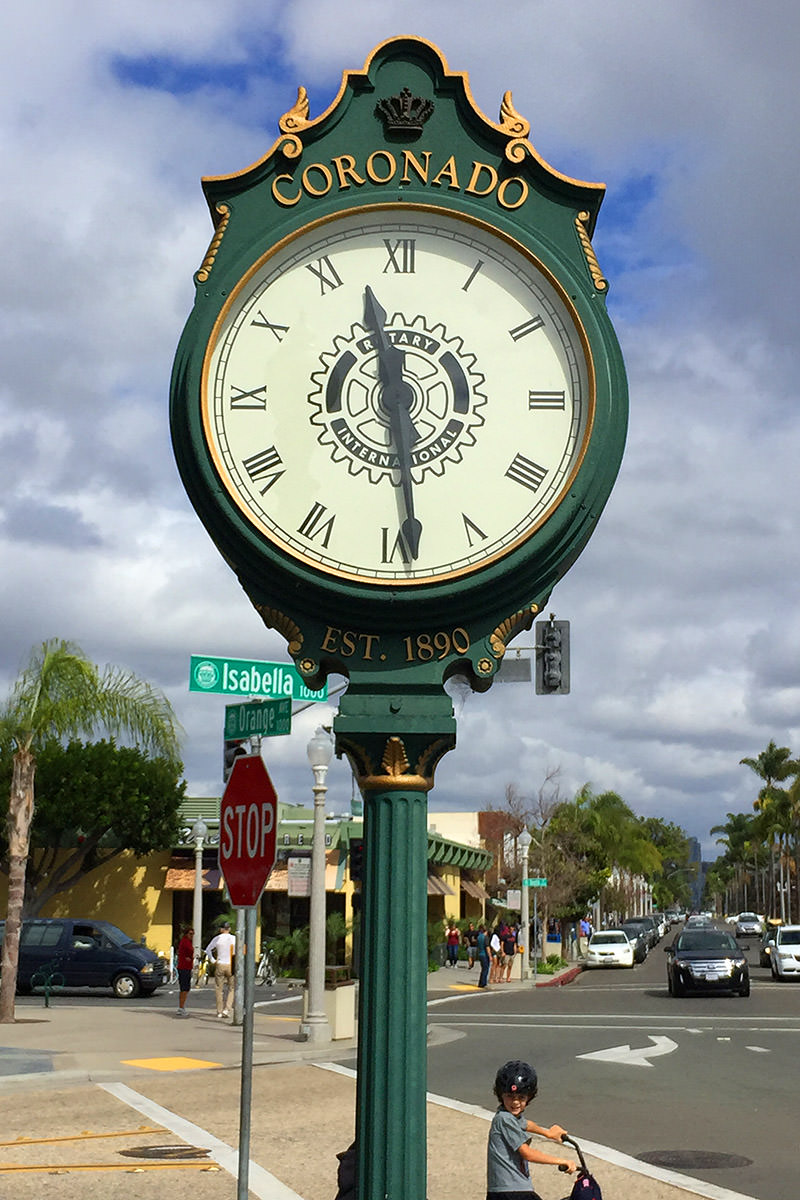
[218,754,278,907]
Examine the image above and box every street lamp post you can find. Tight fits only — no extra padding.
[300,726,333,1043]
[518,829,532,981]
[191,817,208,967]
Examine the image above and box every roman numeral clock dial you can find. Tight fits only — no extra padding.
[201,205,593,585]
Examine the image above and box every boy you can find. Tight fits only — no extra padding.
[487,1060,576,1199]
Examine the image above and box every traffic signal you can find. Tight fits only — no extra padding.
[223,738,249,782]
[535,617,570,694]
[350,838,364,882]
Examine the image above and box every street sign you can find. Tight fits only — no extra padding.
[218,755,278,907]
[523,877,548,887]
[225,697,291,739]
[189,654,327,702]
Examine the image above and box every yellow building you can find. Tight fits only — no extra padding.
[1,800,493,969]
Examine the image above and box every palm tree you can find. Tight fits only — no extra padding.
[0,639,181,1022]
[740,741,800,920]
[711,811,759,913]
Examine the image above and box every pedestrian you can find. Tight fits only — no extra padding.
[176,925,194,1017]
[490,925,504,983]
[205,919,236,1018]
[579,916,591,957]
[464,921,479,969]
[446,920,461,968]
[487,1060,576,1199]
[503,924,518,982]
[476,923,490,988]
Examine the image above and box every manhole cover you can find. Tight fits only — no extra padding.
[119,1145,210,1160]
[637,1150,752,1170]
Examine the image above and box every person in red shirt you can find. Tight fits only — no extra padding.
[176,926,194,1016]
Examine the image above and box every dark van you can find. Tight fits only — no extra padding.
[0,918,168,998]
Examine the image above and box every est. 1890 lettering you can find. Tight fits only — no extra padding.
[319,625,471,663]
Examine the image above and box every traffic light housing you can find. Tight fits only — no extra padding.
[223,738,249,782]
[350,838,364,882]
[535,617,570,694]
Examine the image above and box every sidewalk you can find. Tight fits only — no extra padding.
[0,973,755,1200]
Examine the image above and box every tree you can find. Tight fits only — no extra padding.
[0,639,181,1022]
[0,739,185,918]
[641,817,695,910]
[710,811,759,914]
[740,741,800,921]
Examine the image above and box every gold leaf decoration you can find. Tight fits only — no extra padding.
[489,605,538,658]
[499,91,530,139]
[279,86,311,134]
[381,736,410,777]
[251,604,304,655]
[576,211,608,291]
[195,204,230,283]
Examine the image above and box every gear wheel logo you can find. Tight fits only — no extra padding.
[309,313,486,485]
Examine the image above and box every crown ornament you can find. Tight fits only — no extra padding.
[375,87,434,136]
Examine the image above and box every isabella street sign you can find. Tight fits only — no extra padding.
[189,654,327,702]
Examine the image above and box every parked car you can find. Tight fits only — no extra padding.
[0,918,168,998]
[585,930,635,969]
[625,916,659,949]
[665,927,750,997]
[768,925,800,980]
[618,922,649,963]
[734,912,763,938]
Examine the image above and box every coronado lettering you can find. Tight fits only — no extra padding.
[272,149,529,212]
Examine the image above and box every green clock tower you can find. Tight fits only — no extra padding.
[171,35,627,1200]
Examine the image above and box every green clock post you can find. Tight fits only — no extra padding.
[171,36,627,1200]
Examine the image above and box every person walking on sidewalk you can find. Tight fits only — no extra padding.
[503,924,519,983]
[464,922,479,969]
[487,1060,576,1199]
[176,926,194,1016]
[477,924,491,988]
[206,920,236,1018]
[445,921,461,968]
[489,925,504,983]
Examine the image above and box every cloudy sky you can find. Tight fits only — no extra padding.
[3,3,797,860]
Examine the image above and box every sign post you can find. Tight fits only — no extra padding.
[218,755,278,1200]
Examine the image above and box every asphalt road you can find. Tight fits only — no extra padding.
[425,929,798,1200]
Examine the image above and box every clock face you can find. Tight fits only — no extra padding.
[202,204,594,586]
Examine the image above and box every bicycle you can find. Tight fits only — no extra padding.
[192,953,212,988]
[255,944,277,986]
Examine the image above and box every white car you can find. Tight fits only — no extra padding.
[770,926,800,980]
[585,930,635,969]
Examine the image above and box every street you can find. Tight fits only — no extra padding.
[426,932,798,1200]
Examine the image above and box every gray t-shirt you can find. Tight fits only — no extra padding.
[487,1107,531,1191]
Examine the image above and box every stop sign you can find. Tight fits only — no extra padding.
[218,754,278,906]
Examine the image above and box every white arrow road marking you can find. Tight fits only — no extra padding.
[577,1035,678,1067]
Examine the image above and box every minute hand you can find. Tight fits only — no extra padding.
[363,286,422,559]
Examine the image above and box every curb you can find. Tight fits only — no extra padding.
[534,964,583,987]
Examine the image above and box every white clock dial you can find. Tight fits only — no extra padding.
[202,204,593,585]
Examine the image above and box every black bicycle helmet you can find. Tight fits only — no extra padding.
[494,1060,538,1101]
